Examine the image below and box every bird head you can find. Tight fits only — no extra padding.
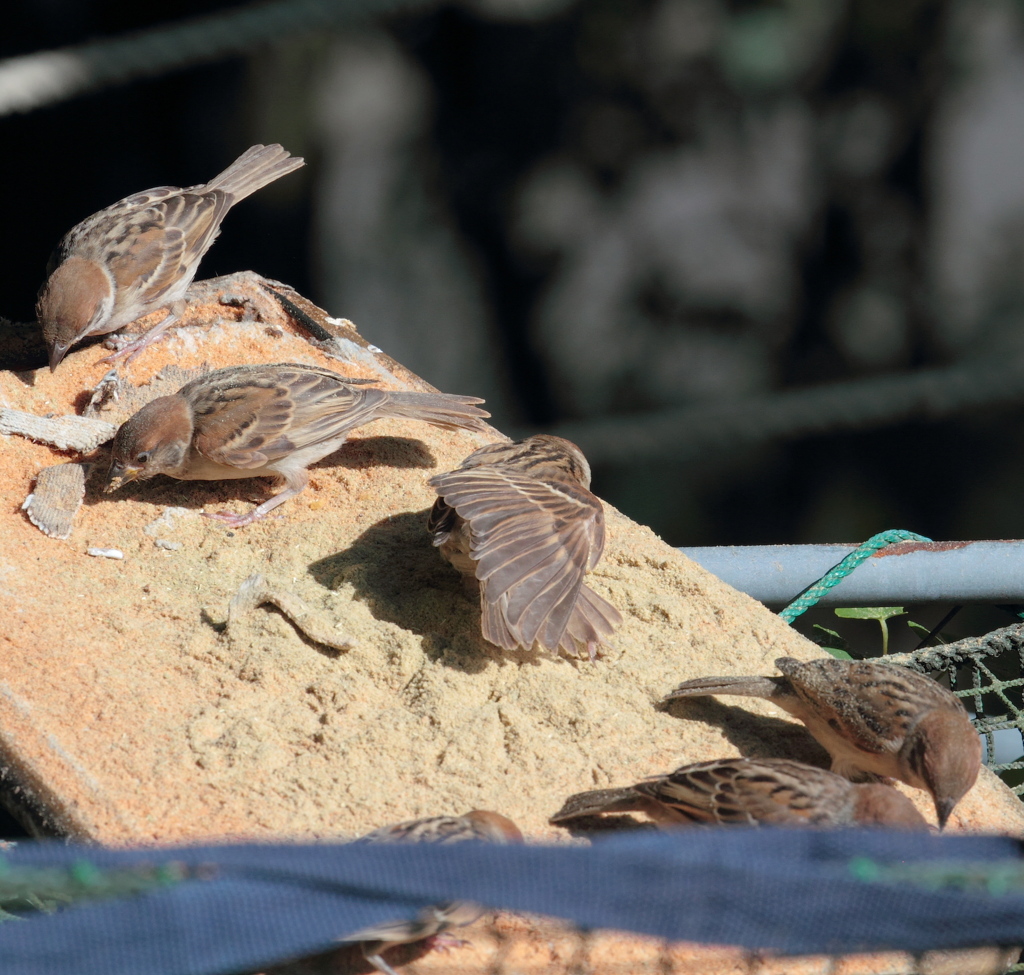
[452,435,593,488]
[910,708,982,828]
[37,257,114,371]
[105,395,193,492]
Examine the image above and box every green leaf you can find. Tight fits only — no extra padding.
[834,606,906,622]
[811,624,853,655]
[811,625,854,659]
[907,620,951,645]
[821,645,854,660]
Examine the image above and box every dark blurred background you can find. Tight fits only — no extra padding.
[4,0,1024,563]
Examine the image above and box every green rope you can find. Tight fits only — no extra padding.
[778,529,932,624]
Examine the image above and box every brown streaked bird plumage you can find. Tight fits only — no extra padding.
[105,362,490,528]
[427,435,621,660]
[550,756,929,830]
[38,144,304,370]
[664,656,981,828]
[342,811,523,975]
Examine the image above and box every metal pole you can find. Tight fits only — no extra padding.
[679,539,1024,606]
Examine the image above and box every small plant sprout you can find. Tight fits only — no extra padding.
[907,619,951,646]
[811,624,854,660]
[833,606,907,656]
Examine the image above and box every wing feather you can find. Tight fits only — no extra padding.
[559,584,622,653]
[777,658,956,756]
[184,364,383,468]
[481,599,520,650]
[64,187,228,309]
[637,759,850,827]
[432,466,605,652]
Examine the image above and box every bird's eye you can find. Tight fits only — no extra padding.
[135,451,151,464]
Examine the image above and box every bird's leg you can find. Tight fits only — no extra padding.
[361,934,468,974]
[83,368,123,415]
[426,932,471,952]
[101,300,185,363]
[361,949,402,975]
[203,471,307,528]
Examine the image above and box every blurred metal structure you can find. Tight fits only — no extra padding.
[681,539,1024,606]
[542,354,1024,465]
[0,0,434,116]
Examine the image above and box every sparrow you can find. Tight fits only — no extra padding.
[663,657,981,828]
[549,756,929,830]
[342,810,523,975]
[38,144,304,370]
[427,435,621,660]
[104,362,490,528]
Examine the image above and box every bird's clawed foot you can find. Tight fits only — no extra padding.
[202,509,263,529]
[426,932,471,953]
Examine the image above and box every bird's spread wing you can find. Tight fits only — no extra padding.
[560,583,621,652]
[340,902,482,947]
[432,467,605,650]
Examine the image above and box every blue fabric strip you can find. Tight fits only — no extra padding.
[0,829,1021,974]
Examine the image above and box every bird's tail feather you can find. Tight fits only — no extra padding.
[205,144,304,200]
[549,787,645,822]
[663,674,785,702]
[382,392,491,433]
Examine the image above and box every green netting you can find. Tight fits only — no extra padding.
[890,623,1024,797]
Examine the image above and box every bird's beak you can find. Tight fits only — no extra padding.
[935,797,956,830]
[104,463,141,493]
[48,342,70,373]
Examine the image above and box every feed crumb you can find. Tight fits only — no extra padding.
[86,547,124,559]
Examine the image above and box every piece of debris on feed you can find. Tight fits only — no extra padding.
[1,408,116,452]
[22,462,90,540]
[226,573,355,652]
